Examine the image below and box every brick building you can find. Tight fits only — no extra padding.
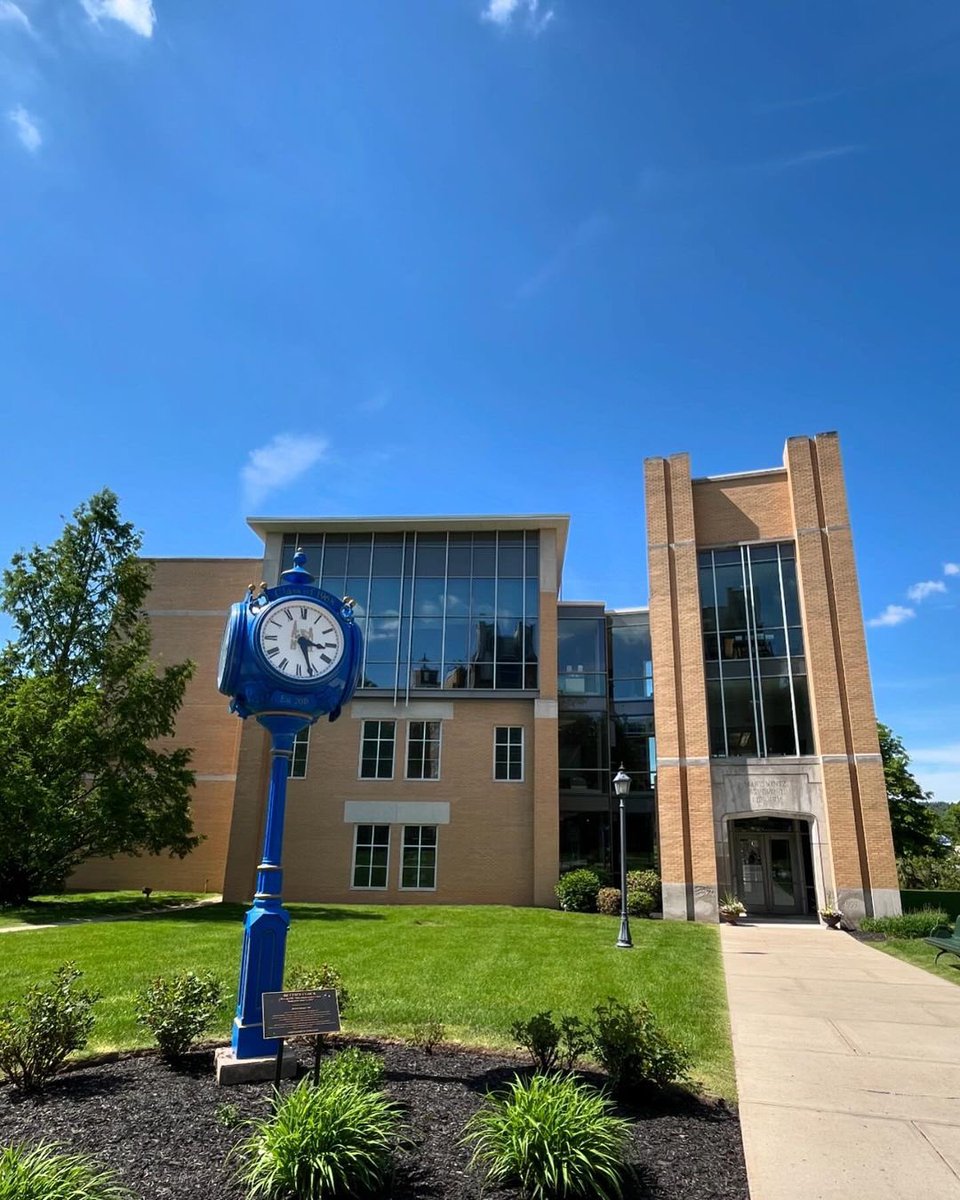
[72,432,900,923]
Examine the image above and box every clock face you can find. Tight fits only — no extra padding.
[256,600,345,682]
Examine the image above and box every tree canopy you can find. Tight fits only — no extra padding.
[0,491,197,905]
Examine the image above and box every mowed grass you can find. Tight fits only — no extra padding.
[0,903,736,1098]
[868,937,960,986]
[0,891,207,929]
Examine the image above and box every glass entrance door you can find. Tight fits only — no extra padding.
[733,821,806,915]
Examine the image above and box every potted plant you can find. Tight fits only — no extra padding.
[819,896,843,929]
[719,894,746,925]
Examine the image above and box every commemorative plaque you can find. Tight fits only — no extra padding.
[262,988,341,1039]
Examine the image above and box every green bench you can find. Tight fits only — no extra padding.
[924,923,960,964]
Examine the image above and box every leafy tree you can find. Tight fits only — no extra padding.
[878,722,943,861]
[0,491,197,905]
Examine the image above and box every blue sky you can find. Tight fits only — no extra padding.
[2,1,958,799]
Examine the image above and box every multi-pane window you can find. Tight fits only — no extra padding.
[280,531,540,692]
[289,727,309,779]
[406,721,441,780]
[359,720,395,779]
[699,543,813,758]
[494,727,524,781]
[401,826,437,889]
[352,824,390,889]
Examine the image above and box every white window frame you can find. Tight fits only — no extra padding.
[405,720,442,781]
[350,823,391,891]
[358,719,396,780]
[399,825,438,891]
[493,726,524,782]
[289,726,310,779]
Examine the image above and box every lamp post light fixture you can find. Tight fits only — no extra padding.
[613,765,633,949]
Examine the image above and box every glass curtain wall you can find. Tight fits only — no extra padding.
[698,543,813,757]
[608,612,657,869]
[280,532,539,697]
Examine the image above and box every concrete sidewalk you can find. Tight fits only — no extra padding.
[721,921,960,1199]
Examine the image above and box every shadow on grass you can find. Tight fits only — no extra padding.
[177,903,384,924]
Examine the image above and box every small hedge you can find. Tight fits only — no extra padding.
[555,870,601,913]
[596,888,621,916]
[860,907,948,939]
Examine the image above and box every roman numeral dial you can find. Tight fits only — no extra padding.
[256,599,345,682]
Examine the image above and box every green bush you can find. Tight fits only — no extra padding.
[626,888,654,917]
[596,887,621,916]
[409,1019,445,1054]
[135,970,224,1060]
[555,869,601,913]
[317,1048,384,1093]
[626,869,661,910]
[0,1142,132,1200]
[287,963,350,1017]
[0,963,100,1092]
[465,1072,630,1200]
[511,1012,590,1073]
[233,1078,404,1199]
[860,908,949,939]
[591,998,690,1091]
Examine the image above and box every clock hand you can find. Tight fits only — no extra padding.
[296,636,316,675]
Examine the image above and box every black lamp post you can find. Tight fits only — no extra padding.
[613,765,632,949]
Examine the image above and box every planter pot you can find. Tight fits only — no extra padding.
[719,911,740,925]
[821,913,842,929]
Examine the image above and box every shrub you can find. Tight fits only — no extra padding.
[626,889,654,917]
[233,1078,404,1199]
[465,1072,629,1200]
[409,1019,445,1054]
[555,869,601,913]
[135,970,224,1060]
[0,1142,132,1200]
[596,887,621,916]
[626,869,661,910]
[860,908,949,939]
[511,1012,590,1073]
[591,999,690,1091]
[287,963,350,1017]
[0,963,100,1092]
[317,1047,385,1092]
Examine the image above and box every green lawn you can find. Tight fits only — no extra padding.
[0,902,736,1099]
[0,891,208,929]
[869,937,960,985]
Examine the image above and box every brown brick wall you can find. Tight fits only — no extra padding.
[692,472,792,547]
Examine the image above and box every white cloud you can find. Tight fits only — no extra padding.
[242,434,329,508]
[867,604,915,628]
[764,145,863,171]
[945,563,960,576]
[907,579,947,603]
[911,743,960,804]
[8,104,40,153]
[80,0,155,38]
[0,2,33,33]
[911,743,960,767]
[481,0,554,34]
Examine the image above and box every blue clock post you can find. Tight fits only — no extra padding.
[214,550,362,1083]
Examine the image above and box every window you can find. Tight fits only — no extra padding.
[289,727,309,779]
[406,721,441,780]
[352,824,390,889]
[359,720,395,779]
[494,726,524,781]
[401,825,437,889]
[699,543,813,758]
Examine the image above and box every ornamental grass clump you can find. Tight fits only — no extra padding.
[233,1078,404,1199]
[0,963,99,1092]
[135,970,224,1060]
[315,1047,384,1093]
[860,908,949,939]
[465,1072,630,1200]
[0,1142,133,1200]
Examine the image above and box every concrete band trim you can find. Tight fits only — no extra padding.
[343,800,451,825]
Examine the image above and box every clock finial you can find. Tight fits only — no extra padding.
[280,547,314,587]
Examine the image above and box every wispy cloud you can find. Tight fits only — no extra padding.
[80,0,155,38]
[515,211,610,302]
[242,434,330,508]
[8,104,40,153]
[481,0,554,35]
[912,743,960,768]
[867,604,915,628]
[761,145,863,172]
[907,579,947,603]
[911,742,960,803]
[945,563,960,576]
[0,1,33,34]
[358,391,390,415]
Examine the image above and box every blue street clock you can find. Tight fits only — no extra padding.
[217,550,362,1064]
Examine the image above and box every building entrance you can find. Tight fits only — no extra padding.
[731,816,813,916]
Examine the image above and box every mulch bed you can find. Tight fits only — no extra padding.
[0,1038,748,1200]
